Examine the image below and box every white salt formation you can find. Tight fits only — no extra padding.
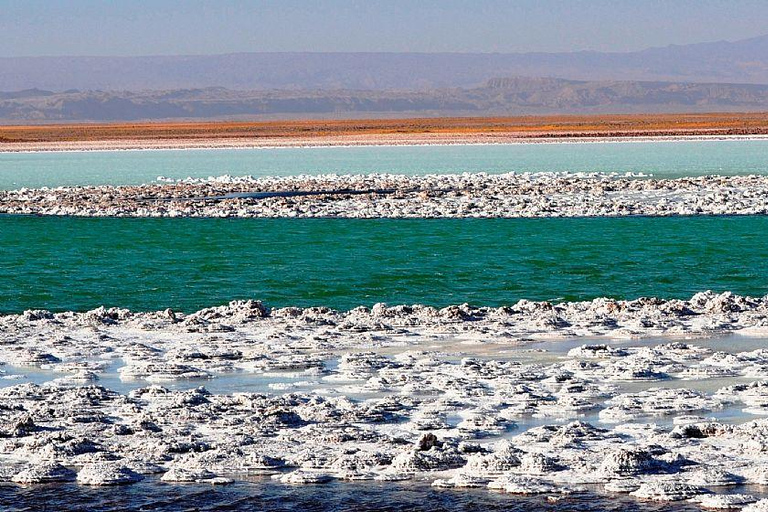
[2,292,768,508]
[2,172,768,218]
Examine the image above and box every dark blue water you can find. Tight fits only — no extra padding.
[0,479,700,512]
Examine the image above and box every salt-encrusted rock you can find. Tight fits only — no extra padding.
[515,421,611,447]
[517,453,564,475]
[119,362,211,382]
[373,469,414,482]
[11,462,76,484]
[329,451,391,477]
[567,344,629,359]
[209,477,235,485]
[412,411,451,430]
[431,473,487,488]
[61,370,100,383]
[487,475,559,494]
[76,462,142,485]
[604,479,641,493]
[743,499,768,512]
[241,454,286,472]
[0,465,20,482]
[598,447,665,477]
[336,469,377,481]
[694,494,758,510]
[276,470,333,484]
[2,349,60,367]
[21,310,54,321]
[417,433,441,451]
[600,388,724,422]
[389,446,466,473]
[670,422,732,439]
[739,464,768,485]
[160,467,217,482]
[125,461,166,475]
[630,481,704,501]
[457,410,512,437]
[685,467,743,487]
[716,381,768,412]
[672,415,710,425]
[0,414,36,438]
[462,441,522,477]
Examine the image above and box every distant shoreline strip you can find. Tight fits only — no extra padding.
[2,133,768,154]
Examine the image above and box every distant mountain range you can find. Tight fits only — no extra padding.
[2,34,768,92]
[3,77,768,122]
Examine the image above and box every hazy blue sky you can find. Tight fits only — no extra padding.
[1,0,767,57]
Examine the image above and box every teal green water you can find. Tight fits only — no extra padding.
[1,139,767,189]
[1,215,766,314]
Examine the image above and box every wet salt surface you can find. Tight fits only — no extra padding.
[2,335,764,430]
[6,293,768,509]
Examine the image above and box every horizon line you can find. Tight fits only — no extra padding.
[1,33,765,60]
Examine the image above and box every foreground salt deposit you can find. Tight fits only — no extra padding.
[3,292,768,508]
[2,172,768,218]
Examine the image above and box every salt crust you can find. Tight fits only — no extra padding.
[3,292,768,508]
[4,172,768,218]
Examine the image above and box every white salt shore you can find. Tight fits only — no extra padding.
[2,172,768,218]
[3,291,768,507]
[2,133,767,154]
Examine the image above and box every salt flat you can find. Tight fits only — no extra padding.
[3,292,768,507]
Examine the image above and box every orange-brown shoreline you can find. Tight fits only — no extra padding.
[1,113,768,152]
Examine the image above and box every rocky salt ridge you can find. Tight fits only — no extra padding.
[3,172,768,218]
[4,292,768,508]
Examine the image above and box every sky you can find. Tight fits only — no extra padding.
[1,0,767,57]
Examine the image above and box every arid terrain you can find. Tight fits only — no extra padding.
[1,112,768,152]
[3,79,768,123]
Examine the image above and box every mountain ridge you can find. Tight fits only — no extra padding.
[3,76,768,122]
[2,35,768,91]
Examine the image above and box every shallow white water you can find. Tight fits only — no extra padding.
[2,139,768,190]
